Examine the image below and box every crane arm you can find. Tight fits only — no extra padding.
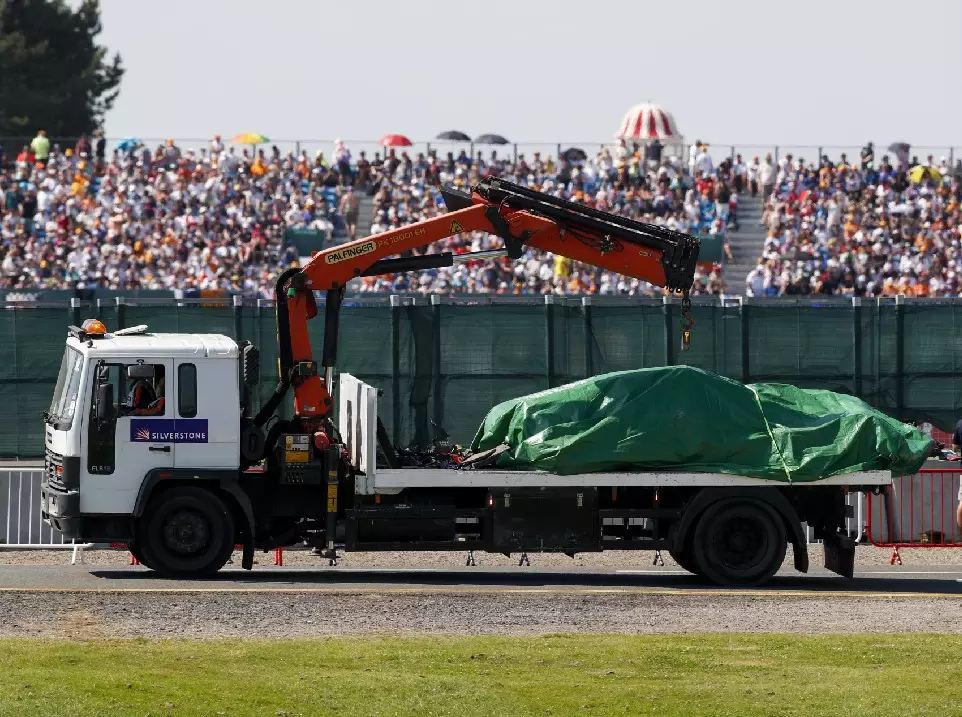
[263,178,701,426]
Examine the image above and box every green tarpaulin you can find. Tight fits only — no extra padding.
[470,366,934,481]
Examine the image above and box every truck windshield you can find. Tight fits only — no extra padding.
[47,347,84,431]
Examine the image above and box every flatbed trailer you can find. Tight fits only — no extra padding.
[318,374,885,585]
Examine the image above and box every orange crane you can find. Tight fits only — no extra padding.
[251,178,700,447]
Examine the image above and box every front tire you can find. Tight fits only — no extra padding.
[138,486,235,579]
[691,498,787,587]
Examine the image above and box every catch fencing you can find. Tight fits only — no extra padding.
[4,294,962,460]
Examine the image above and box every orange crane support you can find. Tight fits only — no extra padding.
[258,178,701,428]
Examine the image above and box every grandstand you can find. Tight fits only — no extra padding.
[1,133,960,299]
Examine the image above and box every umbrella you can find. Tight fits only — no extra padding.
[232,133,269,145]
[562,147,588,162]
[888,142,911,155]
[616,103,680,140]
[474,133,509,145]
[909,165,942,184]
[379,134,412,147]
[436,130,471,141]
[116,137,139,152]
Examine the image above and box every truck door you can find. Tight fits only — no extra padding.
[81,358,175,514]
[171,359,237,469]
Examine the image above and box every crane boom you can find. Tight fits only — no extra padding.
[256,178,701,434]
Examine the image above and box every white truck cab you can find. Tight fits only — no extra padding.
[41,319,241,539]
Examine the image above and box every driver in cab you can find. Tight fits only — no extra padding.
[124,367,165,416]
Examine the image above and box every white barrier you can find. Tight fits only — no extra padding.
[0,468,92,562]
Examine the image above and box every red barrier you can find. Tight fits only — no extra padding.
[867,468,962,564]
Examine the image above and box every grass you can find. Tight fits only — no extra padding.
[0,634,961,716]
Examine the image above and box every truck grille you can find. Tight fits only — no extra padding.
[45,449,67,491]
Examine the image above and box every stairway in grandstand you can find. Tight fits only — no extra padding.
[724,194,766,295]
[358,194,376,238]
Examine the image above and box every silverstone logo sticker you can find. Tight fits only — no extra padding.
[325,241,376,265]
[130,418,209,444]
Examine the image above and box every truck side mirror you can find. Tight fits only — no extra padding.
[97,383,116,422]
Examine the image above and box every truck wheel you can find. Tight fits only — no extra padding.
[691,499,787,587]
[138,486,235,579]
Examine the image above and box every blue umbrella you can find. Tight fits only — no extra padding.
[116,137,139,152]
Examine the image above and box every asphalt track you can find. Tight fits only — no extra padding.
[3,563,962,597]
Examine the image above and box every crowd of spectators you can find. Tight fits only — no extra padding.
[356,138,731,296]
[745,144,962,297]
[0,129,747,297]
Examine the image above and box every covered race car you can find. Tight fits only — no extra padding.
[469,365,934,481]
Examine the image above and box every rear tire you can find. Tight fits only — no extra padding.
[691,498,787,587]
[138,486,235,579]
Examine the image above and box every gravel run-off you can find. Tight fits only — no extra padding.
[2,547,962,638]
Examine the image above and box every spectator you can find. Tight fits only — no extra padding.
[30,130,50,167]
[0,130,735,298]
[0,134,357,296]
[356,142,730,297]
[748,147,962,298]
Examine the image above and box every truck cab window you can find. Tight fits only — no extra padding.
[123,364,166,416]
[178,364,197,418]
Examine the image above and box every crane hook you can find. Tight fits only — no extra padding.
[680,292,694,352]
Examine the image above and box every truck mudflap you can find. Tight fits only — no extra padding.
[822,533,856,578]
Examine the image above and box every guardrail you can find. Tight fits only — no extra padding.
[0,468,92,563]
[3,466,957,566]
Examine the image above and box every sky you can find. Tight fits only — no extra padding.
[87,0,962,157]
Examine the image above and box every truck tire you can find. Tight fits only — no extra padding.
[691,498,787,587]
[138,486,235,579]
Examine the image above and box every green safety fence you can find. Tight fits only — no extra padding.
[2,295,960,459]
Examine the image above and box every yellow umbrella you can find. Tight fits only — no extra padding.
[909,165,942,184]
[232,132,269,145]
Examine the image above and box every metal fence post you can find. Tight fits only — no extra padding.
[895,294,905,418]
[390,295,402,446]
[739,296,750,383]
[70,297,81,328]
[431,294,443,440]
[115,296,126,330]
[662,295,674,366]
[852,297,863,398]
[232,293,244,343]
[544,294,556,389]
[582,296,593,378]
[874,297,882,409]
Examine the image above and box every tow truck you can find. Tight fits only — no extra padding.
[40,178,885,586]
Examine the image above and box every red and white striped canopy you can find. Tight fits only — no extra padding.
[615,103,680,140]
